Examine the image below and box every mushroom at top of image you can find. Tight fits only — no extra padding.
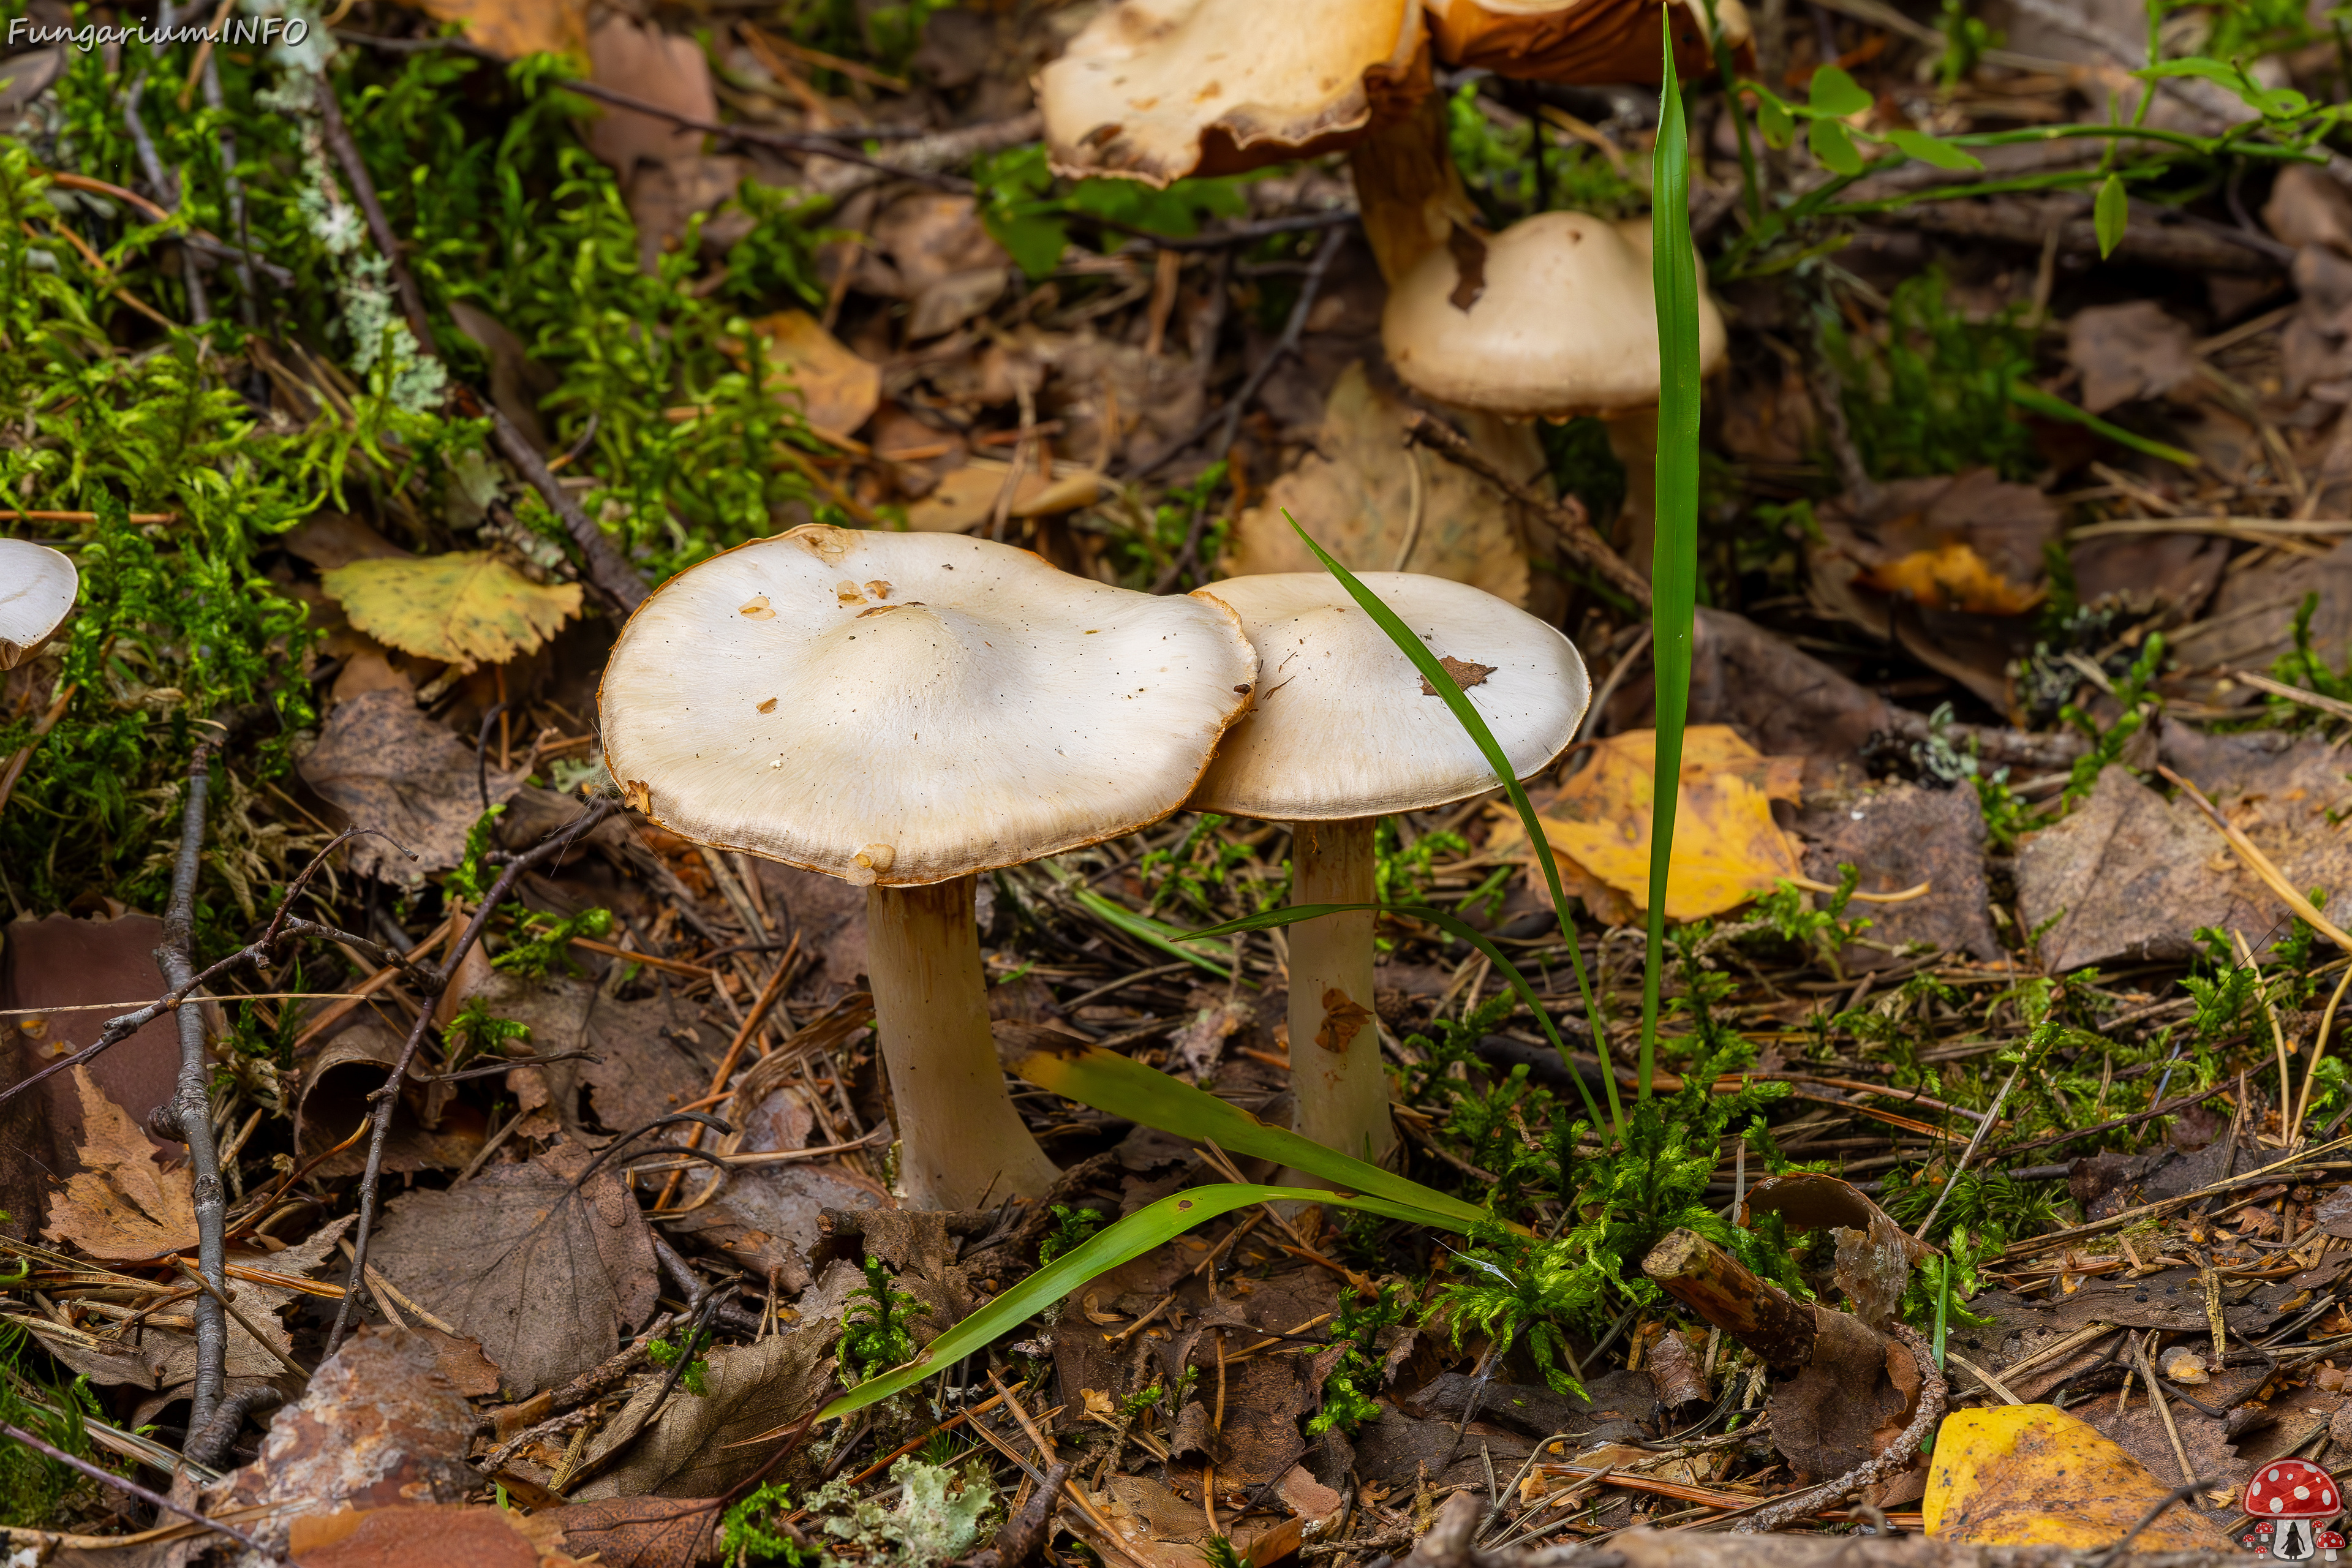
[1187,570,1588,1169]
[598,525,1259,1211]
[0,537,78,670]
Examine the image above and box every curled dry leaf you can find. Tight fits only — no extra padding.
[205,1326,481,1561]
[744,311,883,439]
[1924,1403,2237,1548]
[569,1321,839,1501]
[1743,1172,1934,1330]
[368,1139,659,1398]
[298,690,529,885]
[1504,726,1804,922]
[320,552,582,673]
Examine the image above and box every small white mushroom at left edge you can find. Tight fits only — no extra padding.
[0,538,78,670]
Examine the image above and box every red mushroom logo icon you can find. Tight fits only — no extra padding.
[2244,1461,2342,1560]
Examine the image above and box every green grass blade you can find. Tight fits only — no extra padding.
[816,1183,1465,1422]
[1280,513,1623,1143]
[1179,900,1612,1142]
[2006,381,2199,469]
[1064,885,1235,979]
[1646,38,1703,1107]
[998,1014,1494,1231]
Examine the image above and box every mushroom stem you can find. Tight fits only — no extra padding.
[1283,816,1396,1167]
[1348,93,1481,284]
[1602,407,1659,583]
[865,876,1061,1210]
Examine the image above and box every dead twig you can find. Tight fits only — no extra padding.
[0,1421,282,1562]
[1403,409,1653,608]
[1733,1324,1946,1532]
[486,406,651,616]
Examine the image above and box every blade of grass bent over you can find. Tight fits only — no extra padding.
[817,1183,1463,1422]
[1178,900,1612,1147]
[1001,1023,1493,1231]
[1645,40,1703,1107]
[1280,513,1623,1144]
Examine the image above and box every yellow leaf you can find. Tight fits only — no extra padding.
[1861,540,2046,615]
[398,0,586,59]
[1926,1404,2234,1549]
[323,553,582,673]
[1530,726,1803,921]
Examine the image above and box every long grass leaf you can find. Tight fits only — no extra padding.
[1178,900,1611,1143]
[2006,382,2199,469]
[998,1012,1494,1231]
[1279,513,1622,1142]
[816,1183,1466,1421]
[1063,885,1234,978]
[1645,39,1703,1106]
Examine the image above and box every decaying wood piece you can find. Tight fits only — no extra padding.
[1639,1229,1815,1376]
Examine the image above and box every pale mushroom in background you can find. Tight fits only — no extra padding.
[1188,572,1588,1166]
[0,538,77,670]
[1382,209,1728,576]
[600,526,1259,1210]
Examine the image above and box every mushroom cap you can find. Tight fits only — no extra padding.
[0,538,77,671]
[599,526,1259,887]
[1425,0,1750,85]
[1384,210,1729,418]
[2248,1461,2340,1519]
[1186,571,1588,820]
[1038,0,1425,186]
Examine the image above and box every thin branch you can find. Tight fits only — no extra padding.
[1403,409,1654,608]
[0,1422,281,1561]
[312,73,437,355]
[486,407,650,615]
[155,744,229,1445]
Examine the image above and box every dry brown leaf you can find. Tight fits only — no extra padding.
[569,1324,839,1502]
[903,461,1104,533]
[369,1140,659,1398]
[291,1503,587,1567]
[747,311,881,438]
[298,690,529,886]
[321,552,581,672]
[42,1066,194,1260]
[2064,301,2198,415]
[1223,361,1532,605]
[1924,1403,2236,1548]
[1513,726,1804,921]
[543,1496,722,1568]
[397,0,585,60]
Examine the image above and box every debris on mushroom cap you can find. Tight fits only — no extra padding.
[1038,0,1427,186]
[598,526,1259,886]
[1425,0,1752,85]
[2246,1461,2340,1517]
[1186,571,1588,821]
[1383,210,1729,419]
[0,537,78,671]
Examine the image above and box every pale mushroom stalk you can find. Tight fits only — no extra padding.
[600,526,1256,1212]
[1283,818,1389,1163]
[867,877,1061,1207]
[1190,573,1588,1172]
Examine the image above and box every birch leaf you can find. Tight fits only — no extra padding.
[323,552,582,672]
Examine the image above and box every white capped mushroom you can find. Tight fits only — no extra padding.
[1383,210,1728,576]
[601,526,1257,1210]
[1188,571,1588,1164]
[0,538,77,670]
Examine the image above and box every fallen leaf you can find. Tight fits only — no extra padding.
[394,0,584,59]
[1793,781,2002,970]
[296,1020,488,1177]
[569,1322,839,1501]
[449,301,560,454]
[747,311,882,438]
[1859,540,2045,615]
[2287,246,2352,401]
[2065,301,2198,415]
[544,1496,723,1568]
[1924,1403,2237,1548]
[290,1502,587,1567]
[1741,1173,1932,1329]
[1224,361,1533,606]
[865,193,1009,299]
[2266,163,2352,254]
[204,1326,482,1560]
[298,690,529,885]
[42,1066,195,1260]
[1523,726,1804,921]
[903,461,1104,533]
[1646,1329,1709,1408]
[321,552,581,673]
[369,1139,660,1398]
[283,513,412,573]
[2171,536,2352,677]
[1768,1307,1923,1479]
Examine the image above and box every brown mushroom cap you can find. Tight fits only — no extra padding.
[1424,0,1751,83]
[1038,0,1427,186]
[1382,209,1729,419]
